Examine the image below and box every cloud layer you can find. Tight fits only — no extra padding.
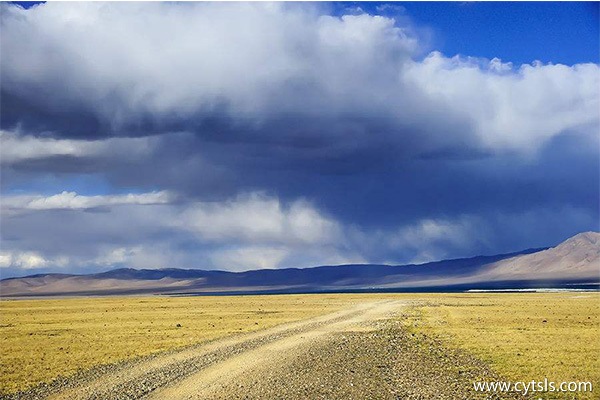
[1,3,598,276]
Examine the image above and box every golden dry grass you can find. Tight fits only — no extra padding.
[1,292,598,397]
[0,294,358,394]
[404,293,600,399]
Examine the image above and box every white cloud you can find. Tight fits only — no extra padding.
[2,2,595,154]
[0,246,168,271]
[92,247,140,266]
[90,246,173,270]
[0,250,68,269]
[178,193,341,245]
[0,191,347,272]
[0,130,156,164]
[2,190,174,214]
[404,53,599,152]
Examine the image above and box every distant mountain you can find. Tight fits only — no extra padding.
[1,232,598,297]
[477,231,599,282]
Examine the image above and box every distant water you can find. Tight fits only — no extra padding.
[168,282,600,297]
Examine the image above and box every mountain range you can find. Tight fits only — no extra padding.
[1,232,598,297]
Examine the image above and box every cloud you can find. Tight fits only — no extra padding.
[1,190,174,215]
[209,246,289,271]
[339,215,486,265]
[178,193,341,245]
[0,250,68,270]
[1,3,417,138]
[0,191,348,273]
[0,3,598,277]
[89,245,178,270]
[389,216,485,263]
[404,53,599,152]
[0,130,156,165]
[1,189,595,276]
[2,2,596,155]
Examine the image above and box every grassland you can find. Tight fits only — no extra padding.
[404,293,600,399]
[1,293,598,398]
[0,294,355,394]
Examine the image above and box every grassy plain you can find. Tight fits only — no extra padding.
[0,293,598,397]
[0,294,356,394]
[404,293,600,399]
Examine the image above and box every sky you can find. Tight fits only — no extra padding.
[0,2,599,278]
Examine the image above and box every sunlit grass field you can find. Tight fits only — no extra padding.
[0,294,355,394]
[1,293,598,397]
[404,293,600,399]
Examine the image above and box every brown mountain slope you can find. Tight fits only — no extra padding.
[479,231,599,281]
[0,275,206,296]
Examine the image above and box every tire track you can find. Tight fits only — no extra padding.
[147,300,403,400]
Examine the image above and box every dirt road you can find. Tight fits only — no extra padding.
[147,300,401,400]
[13,299,517,400]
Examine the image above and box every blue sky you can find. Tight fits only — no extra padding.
[358,2,600,65]
[1,2,598,277]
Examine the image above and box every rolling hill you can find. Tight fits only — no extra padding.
[1,232,598,297]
